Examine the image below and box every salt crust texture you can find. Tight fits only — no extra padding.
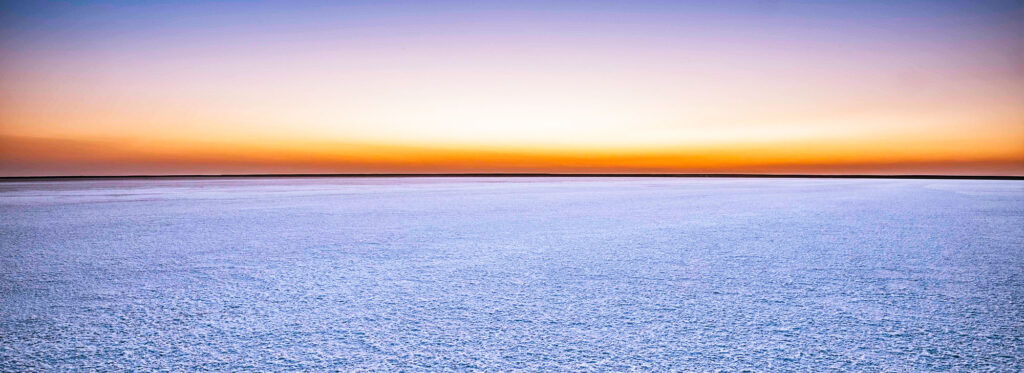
[1,177,1022,371]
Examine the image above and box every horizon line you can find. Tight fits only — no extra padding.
[1,173,1022,181]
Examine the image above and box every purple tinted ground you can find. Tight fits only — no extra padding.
[1,178,1022,371]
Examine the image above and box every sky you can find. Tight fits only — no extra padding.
[1,0,1022,176]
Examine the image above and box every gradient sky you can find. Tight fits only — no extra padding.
[1,0,1022,176]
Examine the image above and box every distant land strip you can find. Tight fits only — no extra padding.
[1,173,1022,181]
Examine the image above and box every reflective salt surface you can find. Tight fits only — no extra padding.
[1,177,1022,371]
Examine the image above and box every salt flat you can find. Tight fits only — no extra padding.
[1,177,1022,371]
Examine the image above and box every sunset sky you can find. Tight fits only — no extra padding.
[1,0,1022,176]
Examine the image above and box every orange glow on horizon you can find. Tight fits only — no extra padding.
[2,131,1022,176]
